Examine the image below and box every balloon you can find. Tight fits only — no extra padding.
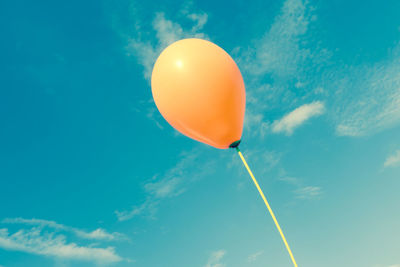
[151,39,298,267]
[151,38,246,149]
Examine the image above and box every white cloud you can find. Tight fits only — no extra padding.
[115,199,158,222]
[0,228,122,265]
[204,250,226,267]
[384,150,400,168]
[294,186,322,199]
[144,176,184,198]
[187,13,208,32]
[125,39,158,81]
[116,148,216,221]
[228,148,281,177]
[115,201,149,222]
[239,0,331,81]
[180,1,208,32]
[248,250,263,262]
[2,218,126,242]
[152,12,185,49]
[272,101,325,135]
[243,0,311,78]
[242,0,400,138]
[231,151,322,201]
[130,99,164,130]
[235,0,330,138]
[126,8,208,80]
[278,173,302,186]
[146,106,164,130]
[243,107,269,138]
[239,0,400,138]
[123,5,209,131]
[333,43,400,136]
[278,172,323,200]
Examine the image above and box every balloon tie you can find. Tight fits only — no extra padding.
[235,146,298,267]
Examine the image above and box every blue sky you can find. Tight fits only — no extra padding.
[1,0,400,266]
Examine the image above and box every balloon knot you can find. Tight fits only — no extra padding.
[229,140,241,149]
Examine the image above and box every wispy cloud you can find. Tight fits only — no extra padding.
[230,147,322,201]
[116,148,216,221]
[243,107,270,138]
[146,106,164,129]
[384,150,400,168]
[126,8,208,80]
[243,0,314,78]
[228,148,281,178]
[247,250,263,262]
[333,43,400,137]
[115,200,153,222]
[204,250,226,267]
[272,101,325,135]
[235,0,330,138]
[0,228,122,265]
[294,186,322,199]
[238,0,400,139]
[144,176,184,199]
[278,174,322,200]
[2,218,126,242]
[115,5,212,221]
[121,5,209,131]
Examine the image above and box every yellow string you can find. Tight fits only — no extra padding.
[237,150,298,267]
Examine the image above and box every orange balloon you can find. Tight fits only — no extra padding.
[151,38,246,149]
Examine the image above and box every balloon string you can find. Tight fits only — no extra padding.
[236,147,298,267]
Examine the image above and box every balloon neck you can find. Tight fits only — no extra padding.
[229,140,241,151]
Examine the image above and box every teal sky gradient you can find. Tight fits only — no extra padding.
[1,0,400,266]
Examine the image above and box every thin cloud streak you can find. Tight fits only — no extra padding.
[294,186,322,199]
[243,0,313,78]
[278,174,323,200]
[238,0,400,138]
[204,250,226,267]
[248,250,263,262]
[236,0,330,138]
[123,5,209,132]
[126,9,208,80]
[272,101,325,135]
[384,150,400,168]
[332,43,400,137]
[116,148,216,221]
[2,218,126,241]
[0,228,123,265]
